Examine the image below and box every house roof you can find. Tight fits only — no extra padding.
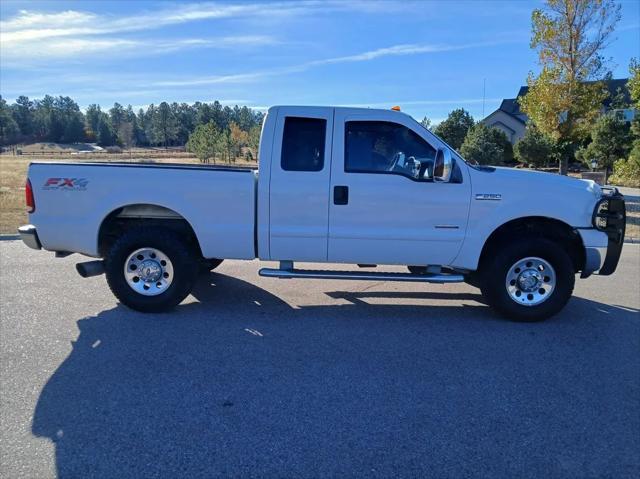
[498,98,526,122]
[488,120,516,134]
[485,77,630,124]
[516,78,630,109]
[491,98,527,124]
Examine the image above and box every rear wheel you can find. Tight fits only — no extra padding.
[105,226,198,313]
[479,238,574,322]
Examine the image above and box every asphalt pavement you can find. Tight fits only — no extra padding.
[1,240,639,478]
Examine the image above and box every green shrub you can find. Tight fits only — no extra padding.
[514,126,556,167]
[577,114,632,173]
[459,123,508,165]
[434,108,475,150]
[609,141,640,187]
[186,121,222,163]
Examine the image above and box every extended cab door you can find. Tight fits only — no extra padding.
[328,109,471,265]
[268,107,333,261]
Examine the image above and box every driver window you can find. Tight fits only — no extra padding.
[345,121,436,180]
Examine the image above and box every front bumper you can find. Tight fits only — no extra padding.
[18,224,42,250]
[592,188,625,276]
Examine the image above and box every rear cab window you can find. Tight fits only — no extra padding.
[281,117,327,172]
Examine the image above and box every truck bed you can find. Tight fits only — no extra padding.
[28,161,258,259]
[34,161,257,173]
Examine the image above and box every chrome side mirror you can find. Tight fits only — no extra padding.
[434,148,453,182]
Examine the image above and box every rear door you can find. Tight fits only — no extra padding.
[268,107,334,261]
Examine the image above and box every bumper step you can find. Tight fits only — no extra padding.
[17,225,41,250]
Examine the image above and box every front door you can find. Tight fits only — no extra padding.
[328,110,471,266]
[268,107,334,261]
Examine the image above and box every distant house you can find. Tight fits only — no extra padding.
[481,78,634,145]
[481,98,528,144]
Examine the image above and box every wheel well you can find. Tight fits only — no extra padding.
[479,217,585,272]
[98,204,203,259]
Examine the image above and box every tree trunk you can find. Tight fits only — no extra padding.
[559,157,568,176]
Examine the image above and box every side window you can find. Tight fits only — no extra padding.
[281,117,326,172]
[345,121,436,180]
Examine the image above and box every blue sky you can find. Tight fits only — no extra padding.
[1,0,638,123]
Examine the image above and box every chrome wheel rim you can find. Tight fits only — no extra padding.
[124,247,173,296]
[505,256,555,307]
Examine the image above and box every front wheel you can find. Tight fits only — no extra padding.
[200,258,224,273]
[105,226,199,313]
[479,238,575,322]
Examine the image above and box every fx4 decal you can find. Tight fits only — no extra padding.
[43,178,89,191]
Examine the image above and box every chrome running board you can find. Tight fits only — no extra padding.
[259,263,464,283]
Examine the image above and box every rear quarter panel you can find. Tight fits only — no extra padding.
[28,163,257,259]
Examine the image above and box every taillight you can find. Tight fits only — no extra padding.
[25,179,35,213]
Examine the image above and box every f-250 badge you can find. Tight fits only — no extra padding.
[43,178,89,191]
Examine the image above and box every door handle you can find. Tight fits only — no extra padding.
[333,185,349,205]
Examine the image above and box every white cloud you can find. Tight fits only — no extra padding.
[1,35,279,64]
[0,1,438,65]
[0,5,263,42]
[154,71,275,87]
[0,1,407,44]
[309,44,452,65]
[154,40,510,87]
[0,2,289,63]
[5,38,490,96]
[310,40,506,66]
[0,9,98,33]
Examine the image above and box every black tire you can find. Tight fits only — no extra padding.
[464,271,481,288]
[105,226,199,313]
[479,238,575,322]
[200,258,223,273]
[408,265,428,275]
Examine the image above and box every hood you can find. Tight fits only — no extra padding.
[483,166,603,197]
[466,164,603,228]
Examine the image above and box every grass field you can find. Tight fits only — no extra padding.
[1,144,638,239]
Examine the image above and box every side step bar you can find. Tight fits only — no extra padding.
[259,264,464,284]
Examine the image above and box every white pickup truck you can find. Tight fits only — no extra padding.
[19,106,626,321]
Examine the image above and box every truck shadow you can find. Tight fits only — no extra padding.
[32,273,640,478]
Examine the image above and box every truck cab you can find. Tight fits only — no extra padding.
[258,106,470,265]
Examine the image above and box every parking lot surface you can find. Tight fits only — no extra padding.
[1,241,639,478]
